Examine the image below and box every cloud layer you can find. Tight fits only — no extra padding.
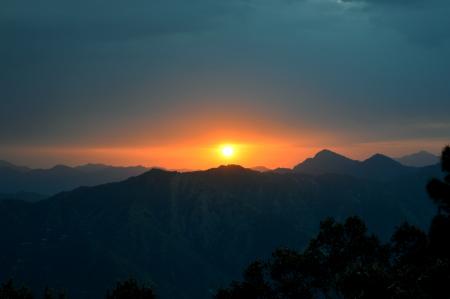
[1,0,449,163]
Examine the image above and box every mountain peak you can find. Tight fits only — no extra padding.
[314,149,342,159]
[293,150,357,175]
[214,164,248,171]
[395,151,439,167]
[293,150,421,180]
[363,153,402,166]
[0,160,17,168]
[366,153,392,161]
[312,150,355,163]
[0,160,30,172]
[206,165,255,175]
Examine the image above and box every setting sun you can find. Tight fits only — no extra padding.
[221,145,235,158]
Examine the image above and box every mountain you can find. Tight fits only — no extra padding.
[360,153,413,179]
[0,161,150,195]
[395,150,440,167]
[0,192,47,202]
[293,149,433,180]
[74,163,113,173]
[0,165,440,299]
[0,160,31,172]
[272,167,292,174]
[251,166,271,172]
[293,150,360,176]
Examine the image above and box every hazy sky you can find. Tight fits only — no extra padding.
[1,0,449,168]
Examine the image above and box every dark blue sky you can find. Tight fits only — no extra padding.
[1,0,449,167]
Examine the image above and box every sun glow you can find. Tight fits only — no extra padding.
[221,145,235,158]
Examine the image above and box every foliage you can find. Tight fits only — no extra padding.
[0,279,33,299]
[105,278,155,299]
[0,279,155,299]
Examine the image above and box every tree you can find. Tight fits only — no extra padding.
[215,217,392,299]
[0,279,33,299]
[105,278,156,299]
[427,145,450,214]
[427,145,450,258]
[42,287,54,299]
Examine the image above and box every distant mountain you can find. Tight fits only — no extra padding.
[395,150,439,167]
[0,161,150,195]
[272,167,292,174]
[293,149,359,176]
[293,149,433,180]
[74,163,112,173]
[0,165,440,299]
[251,166,271,172]
[0,192,47,202]
[0,160,30,172]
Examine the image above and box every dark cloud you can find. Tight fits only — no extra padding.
[341,0,422,5]
[341,0,450,46]
[0,0,449,152]
[0,0,254,43]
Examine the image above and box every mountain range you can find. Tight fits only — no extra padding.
[0,162,150,196]
[292,150,439,180]
[394,150,439,167]
[0,150,439,197]
[0,150,442,299]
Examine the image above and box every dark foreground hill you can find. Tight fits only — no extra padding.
[0,164,440,299]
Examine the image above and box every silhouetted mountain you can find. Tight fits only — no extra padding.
[293,150,359,176]
[293,149,433,181]
[360,153,413,180]
[0,192,47,202]
[251,166,271,172]
[0,160,30,172]
[272,167,292,174]
[75,163,112,173]
[0,165,440,299]
[0,161,150,195]
[395,150,439,167]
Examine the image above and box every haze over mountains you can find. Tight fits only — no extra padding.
[0,150,439,198]
[0,149,443,299]
[0,162,149,196]
[394,150,439,167]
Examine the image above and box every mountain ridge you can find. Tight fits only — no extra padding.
[293,149,435,180]
[0,164,441,299]
[0,149,441,195]
[395,150,439,167]
[0,161,151,195]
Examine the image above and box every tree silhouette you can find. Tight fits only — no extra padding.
[105,278,156,299]
[215,217,392,299]
[42,287,54,299]
[427,145,450,258]
[0,279,33,299]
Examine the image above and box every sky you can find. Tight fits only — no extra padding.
[1,0,449,169]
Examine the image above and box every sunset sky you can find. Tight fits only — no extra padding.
[1,0,449,169]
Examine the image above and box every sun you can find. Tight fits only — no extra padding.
[221,145,235,158]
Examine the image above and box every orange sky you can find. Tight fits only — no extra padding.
[0,101,446,169]
[0,136,446,170]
